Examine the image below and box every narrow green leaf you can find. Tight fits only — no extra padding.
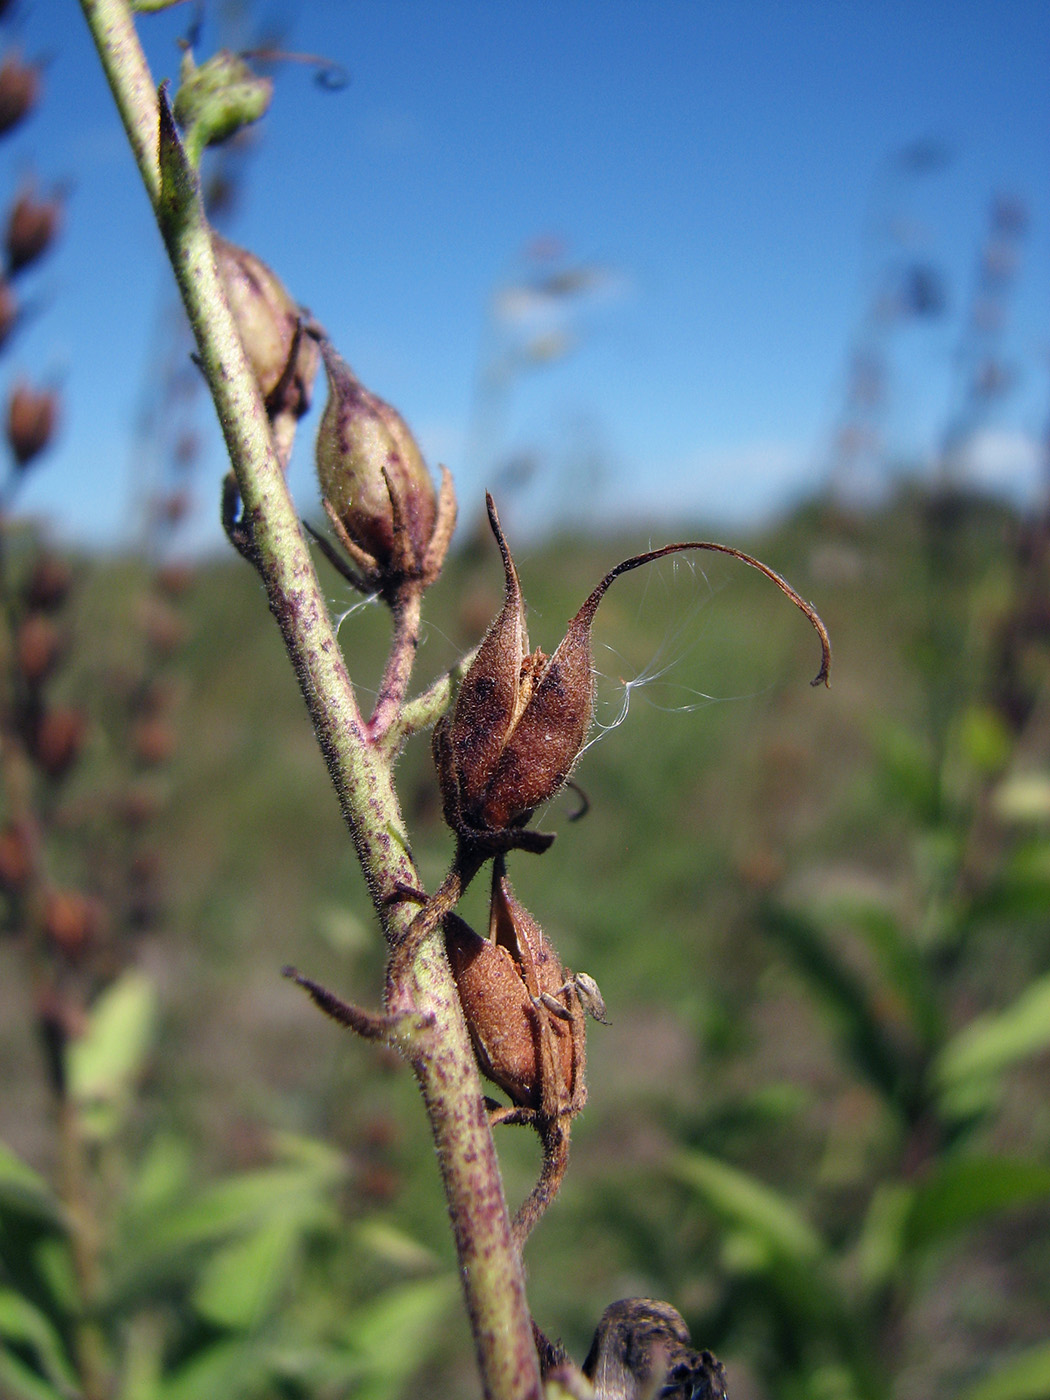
[0,1349,64,1400]
[342,1276,458,1400]
[841,900,943,1048]
[192,1215,300,1330]
[672,1150,825,1263]
[0,1288,79,1396]
[761,905,908,1107]
[904,1156,1050,1252]
[68,972,156,1139]
[158,1339,260,1400]
[142,1166,331,1254]
[959,1343,1050,1400]
[854,1183,914,1295]
[0,1143,64,1227]
[934,973,1050,1093]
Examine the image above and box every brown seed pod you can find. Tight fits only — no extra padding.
[32,706,86,779]
[7,380,58,467]
[0,821,33,893]
[0,53,40,137]
[314,339,440,582]
[583,1299,728,1400]
[436,493,831,856]
[24,554,72,611]
[132,717,177,768]
[212,233,318,421]
[5,183,62,274]
[15,612,61,684]
[43,889,103,959]
[445,867,581,1113]
[0,278,16,348]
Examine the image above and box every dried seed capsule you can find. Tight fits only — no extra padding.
[7,381,57,467]
[212,234,318,421]
[583,1299,728,1400]
[315,339,438,584]
[436,492,831,855]
[445,867,578,1112]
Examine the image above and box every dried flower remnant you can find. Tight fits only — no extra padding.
[435,493,831,858]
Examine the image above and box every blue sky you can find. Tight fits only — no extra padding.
[5,1,1049,549]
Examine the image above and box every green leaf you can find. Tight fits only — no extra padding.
[903,1156,1050,1253]
[854,1183,914,1295]
[143,1166,334,1255]
[761,904,910,1108]
[342,1276,458,1400]
[934,973,1050,1097]
[0,1288,79,1397]
[351,1220,440,1274]
[672,1150,825,1263]
[840,900,943,1048]
[0,1143,64,1227]
[158,1339,262,1400]
[0,1349,64,1400]
[68,972,156,1141]
[192,1215,300,1330]
[123,1135,192,1227]
[958,1342,1050,1400]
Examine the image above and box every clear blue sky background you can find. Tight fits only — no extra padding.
[5,1,1049,549]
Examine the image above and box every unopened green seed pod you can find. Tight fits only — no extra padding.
[315,339,437,581]
[173,49,272,166]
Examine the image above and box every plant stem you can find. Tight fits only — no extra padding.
[78,5,541,1394]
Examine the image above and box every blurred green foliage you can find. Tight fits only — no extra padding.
[3,485,1050,1398]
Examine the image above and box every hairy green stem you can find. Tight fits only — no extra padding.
[78,4,541,1395]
